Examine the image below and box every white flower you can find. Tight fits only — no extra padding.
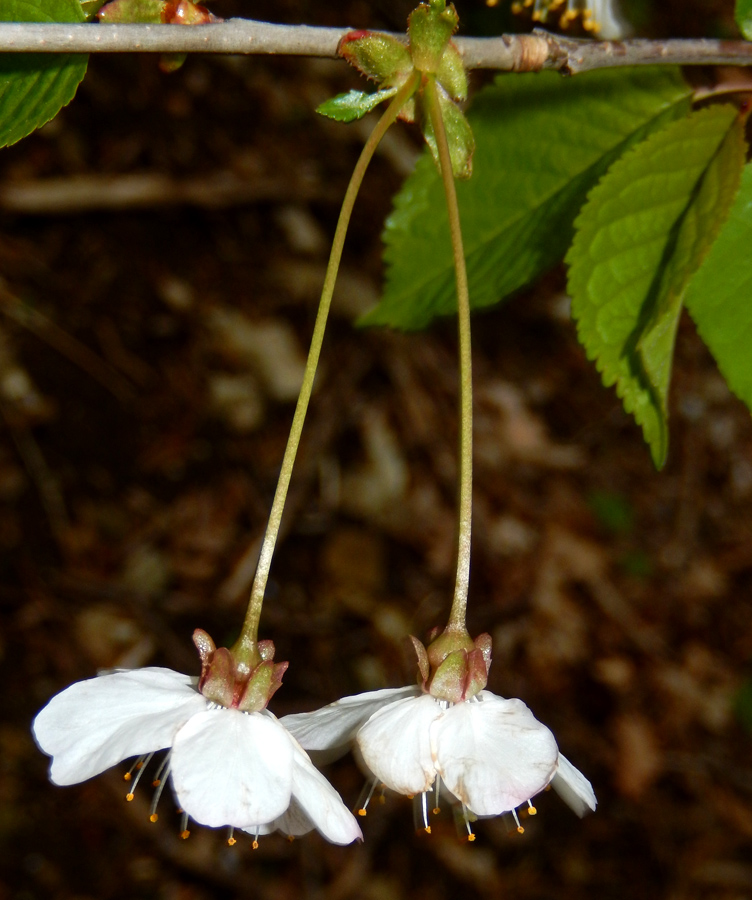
[283,686,596,822]
[32,666,362,845]
[515,0,630,40]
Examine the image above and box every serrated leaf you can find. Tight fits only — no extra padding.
[317,88,398,123]
[365,67,692,330]
[568,105,746,468]
[0,0,87,149]
[736,0,752,39]
[685,163,752,414]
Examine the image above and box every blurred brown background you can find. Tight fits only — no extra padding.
[2,1,752,898]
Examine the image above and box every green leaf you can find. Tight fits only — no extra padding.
[685,163,752,414]
[568,105,746,468]
[0,0,87,149]
[365,67,692,331]
[736,0,752,39]
[317,88,398,123]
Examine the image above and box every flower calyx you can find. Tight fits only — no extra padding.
[410,627,492,703]
[193,629,288,713]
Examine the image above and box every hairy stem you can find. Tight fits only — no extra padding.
[238,73,420,648]
[424,77,473,633]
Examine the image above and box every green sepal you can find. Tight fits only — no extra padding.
[199,646,235,707]
[736,0,752,39]
[237,660,273,712]
[408,2,459,74]
[409,634,430,684]
[422,84,474,180]
[429,650,470,702]
[338,31,413,87]
[97,0,166,21]
[436,41,467,101]
[317,87,399,123]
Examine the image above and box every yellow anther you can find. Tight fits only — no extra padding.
[425,826,432,835]
[517,825,525,834]
[432,807,441,815]
[358,808,368,817]
[149,814,158,823]
[485,0,500,6]
[152,779,161,788]
[407,794,414,800]
[287,835,295,843]
[125,793,135,802]
[180,830,190,840]
[252,840,259,850]
[467,833,476,842]
[123,772,132,782]
[528,805,537,816]
[227,837,237,847]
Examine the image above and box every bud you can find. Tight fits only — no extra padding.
[408,3,459,74]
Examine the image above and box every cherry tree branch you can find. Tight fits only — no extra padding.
[1,19,752,74]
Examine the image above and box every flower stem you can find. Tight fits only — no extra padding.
[237,74,421,651]
[425,77,473,633]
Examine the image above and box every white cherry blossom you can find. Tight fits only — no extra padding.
[33,666,362,845]
[283,685,596,822]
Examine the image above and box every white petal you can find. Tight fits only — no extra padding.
[32,667,207,786]
[356,694,440,795]
[434,693,558,817]
[281,686,420,756]
[171,708,294,828]
[287,742,362,845]
[551,753,597,817]
[245,800,314,839]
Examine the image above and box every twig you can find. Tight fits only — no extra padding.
[0,20,752,74]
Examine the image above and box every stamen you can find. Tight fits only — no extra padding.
[180,811,190,839]
[124,753,154,801]
[512,809,524,834]
[227,827,236,846]
[432,777,441,815]
[152,754,170,788]
[527,800,537,816]
[357,778,379,817]
[422,791,431,834]
[462,804,475,842]
[149,761,171,821]
[123,755,147,783]
[252,827,260,850]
